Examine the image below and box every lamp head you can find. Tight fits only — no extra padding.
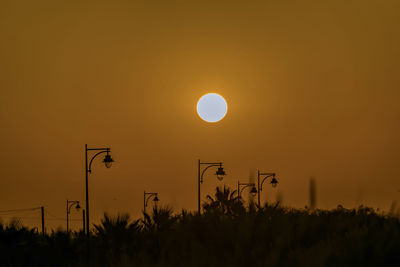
[250,185,258,196]
[76,203,81,210]
[270,177,278,188]
[216,167,225,181]
[103,154,114,168]
[153,195,159,202]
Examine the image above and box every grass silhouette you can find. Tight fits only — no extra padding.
[1,186,400,266]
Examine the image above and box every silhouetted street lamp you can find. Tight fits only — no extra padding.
[144,191,159,214]
[85,144,114,235]
[66,200,80,233]
[198,160,226,214]
[257,171,278,208]
[237,181,258,199]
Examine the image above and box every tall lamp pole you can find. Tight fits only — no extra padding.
[198,160,226,215]
[257,171,278,208]
[237,181,258,199]
[66,200,80,233]
[82,209,85,233]
[85,144,114,236]
[143,191,159,214]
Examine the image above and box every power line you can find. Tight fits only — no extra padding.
[0,208,83,222]
[45,210,82,221]
[0,215,81,221]
[0,216,41,220]
[0,212,37,216]
[44,210,59,219]
[44,210,64,221]
[0,207,41,213]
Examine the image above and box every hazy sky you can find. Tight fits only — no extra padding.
[1,0,399,230]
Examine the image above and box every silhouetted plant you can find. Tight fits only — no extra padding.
[203,186,245,216]
[93,213,141,266]
[1,187,400,266]
[141,205,176,231]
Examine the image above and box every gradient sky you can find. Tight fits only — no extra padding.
[1,0,399,230]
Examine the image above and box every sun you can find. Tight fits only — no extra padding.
[196,93,228,123]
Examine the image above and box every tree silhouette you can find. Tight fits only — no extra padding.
[93,213,140,266]
[141,205,176,232]
[203,186,245,216]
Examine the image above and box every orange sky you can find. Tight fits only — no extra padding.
[1,0,400,231]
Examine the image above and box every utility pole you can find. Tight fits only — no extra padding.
[85,144,89,235]
[309,177,316,210]
[82,209,85,233]
[41,206,45,236]
[66,200,69,233]
[198,159,201,215]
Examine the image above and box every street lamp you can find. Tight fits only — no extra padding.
[198,160,226,214]
[237,181,258,199]
[66,200,80,233]
[85,144,114,236]
[257,171,278,208]
[144,191,159,214]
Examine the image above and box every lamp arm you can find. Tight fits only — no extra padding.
[145,194,156,207]
[260,175,274,190]
[239,183,255,196]
[67,201,79,213]
[200,164,220,183]
[239,184,250,196]
[67,203,73,214]
[88,150,108,173]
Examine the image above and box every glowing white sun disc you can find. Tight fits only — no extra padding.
[197,93,228,123]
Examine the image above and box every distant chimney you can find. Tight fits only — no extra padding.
[309,177,316,210]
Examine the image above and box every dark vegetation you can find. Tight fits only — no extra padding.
[1,186,400,266]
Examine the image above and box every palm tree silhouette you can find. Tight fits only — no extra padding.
[203,186,245,215]
[141,205,176,232]
[93,213,140,265]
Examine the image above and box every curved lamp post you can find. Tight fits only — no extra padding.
[257,171,278,208]
[237,181,258,200]
[85,144,114,235]
[198,160,226,214]
[144,191,159,214]
[66,200,80,233]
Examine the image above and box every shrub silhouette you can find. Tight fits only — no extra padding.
[1,187,400,266]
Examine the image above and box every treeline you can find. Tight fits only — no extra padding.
[1,186,400,266]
